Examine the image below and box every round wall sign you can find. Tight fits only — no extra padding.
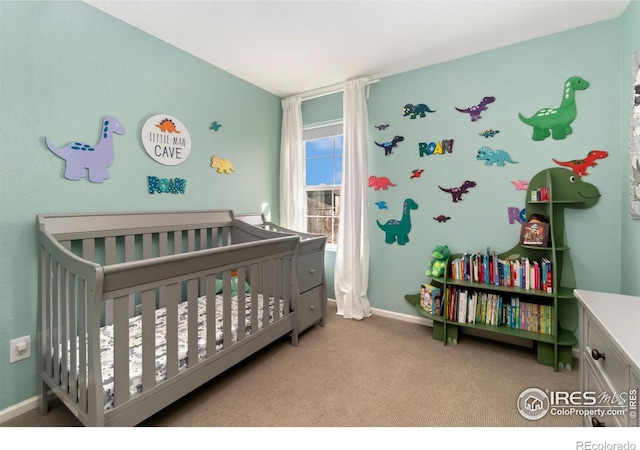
[141,114,192,165]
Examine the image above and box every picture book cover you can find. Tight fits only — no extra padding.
[420,284,441,314]
[520,222,550,246]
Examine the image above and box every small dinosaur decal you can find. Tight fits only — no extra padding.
[455,96,495,121]
[209,121,222,131]
[476,146,518,167]
[511,180,529,191]
[376,198,419,245]
[368,176,397,191]
[403,103,436,119]
[374,135,404,155]
[479,129,500,138]
[439,180,477,203]
[552,150,609,177]
[374,123,389,130]
[433,215,451,223]
[410,169,425,179]
[374,201,388,210]
[211,155,236,174]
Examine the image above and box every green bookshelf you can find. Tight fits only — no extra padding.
[406,168,600,372]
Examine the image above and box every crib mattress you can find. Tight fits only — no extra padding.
[97,294,281,410]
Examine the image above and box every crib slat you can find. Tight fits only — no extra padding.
[44,253,52,377]
[113,294,130,407]
[199,229,208,292]
[68,274,78,403]
[222,271,232,349]
[187,279,199,367]
[199,228,207,251]
[165,283,179,378]
[211,228,219,248]
[205,275,217,357]
[125,235,137,317]
[174,231,182,256]
[237,267,246,342]
[250,264,259,334]
[77,278,88,412]
[60,267,69,394]
[284,256,292,316]
[275,259,283,321]
[104,237,116,325]
[141,289,156,391]
[52,260,60,385]
[187,229,195,252]
[142,233,152,259]
[81,238,95,261]
[159,232,168,257]
[105,236,116,265]
[262,260,272,327]
[124,235,135,261]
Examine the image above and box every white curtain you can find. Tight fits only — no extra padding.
[279,96,306,231]
[334,79,372,320]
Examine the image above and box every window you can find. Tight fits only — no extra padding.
[304,122,343,246]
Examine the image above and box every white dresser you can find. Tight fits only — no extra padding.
[574,289,640,427]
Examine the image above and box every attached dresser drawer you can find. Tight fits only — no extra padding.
[582,359,623,427]
[575,290,640,428]
[297,252,324,293]
[299,286,324,331]
[584,312,629,395]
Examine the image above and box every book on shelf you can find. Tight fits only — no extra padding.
[520,221,550,247]
[531,186,550,202]
[434,289,444,316]
[420,283,441,314]
[447,249,553,294]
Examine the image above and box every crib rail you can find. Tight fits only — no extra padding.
[37,211,301,426]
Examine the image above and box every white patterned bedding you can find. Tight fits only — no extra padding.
[97,293,283,410]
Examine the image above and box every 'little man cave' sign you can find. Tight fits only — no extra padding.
[141,114,192,166]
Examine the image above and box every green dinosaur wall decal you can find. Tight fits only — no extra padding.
[518,76,589,141]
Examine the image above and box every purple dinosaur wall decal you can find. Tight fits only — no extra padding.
[45,116,126,183]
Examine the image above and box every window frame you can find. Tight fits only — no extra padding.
[303,120,343,249]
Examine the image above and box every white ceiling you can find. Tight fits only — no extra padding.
[85,0,630,98]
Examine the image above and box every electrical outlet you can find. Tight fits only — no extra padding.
[10,335,31,363]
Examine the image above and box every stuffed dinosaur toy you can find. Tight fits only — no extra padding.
[426,244,451,278]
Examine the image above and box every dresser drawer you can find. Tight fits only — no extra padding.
[299,286,324,331]
[297,252,324,292]
[584,312,629,394]
[583,360,624,428]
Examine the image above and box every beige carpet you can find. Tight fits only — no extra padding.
[2,301,580,427]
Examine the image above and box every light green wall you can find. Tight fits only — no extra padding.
[0,1,281,411]
[303,20,622,316]
[620,1,640,295]
[367,20,621,315]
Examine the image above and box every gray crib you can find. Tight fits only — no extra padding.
[36,209,326,426]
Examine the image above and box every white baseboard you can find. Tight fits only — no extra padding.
[327,298,432,326]
[0,395,40,425]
